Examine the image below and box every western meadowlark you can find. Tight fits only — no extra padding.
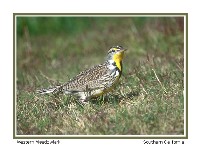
[37,46,127,104]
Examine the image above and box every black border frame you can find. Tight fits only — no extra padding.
[13,13,188,139]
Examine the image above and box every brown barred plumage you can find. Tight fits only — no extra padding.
[37,46,126,104]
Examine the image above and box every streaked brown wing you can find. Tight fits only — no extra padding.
[62,62,112,92]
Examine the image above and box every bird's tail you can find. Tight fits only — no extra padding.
[36,85,61,94]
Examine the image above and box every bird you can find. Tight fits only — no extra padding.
[37,45,127,104]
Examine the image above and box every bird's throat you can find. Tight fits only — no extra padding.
[113,52,124,71]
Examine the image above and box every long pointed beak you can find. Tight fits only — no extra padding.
[122,48,127,52]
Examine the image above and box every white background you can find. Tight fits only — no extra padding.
[0,0,199,150]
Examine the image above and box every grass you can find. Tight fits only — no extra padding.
[16,17,184,135]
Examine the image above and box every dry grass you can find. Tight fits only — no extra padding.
[15,17,185,136]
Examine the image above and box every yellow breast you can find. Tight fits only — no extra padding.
[113,51,124,71]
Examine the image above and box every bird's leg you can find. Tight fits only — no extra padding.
[75,85,91,106]
[85,85,92,98]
